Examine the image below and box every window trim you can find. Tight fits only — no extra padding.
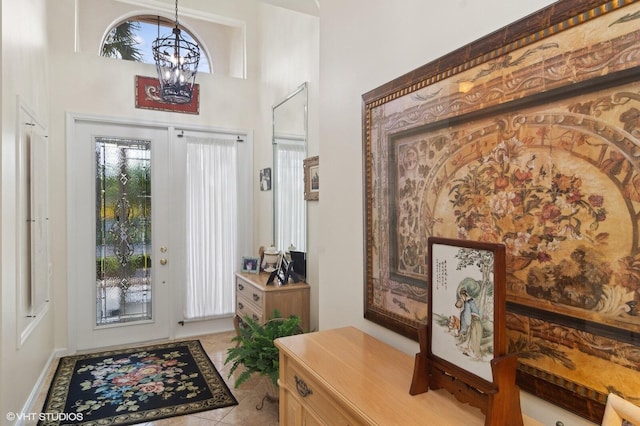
[100,13,213,74]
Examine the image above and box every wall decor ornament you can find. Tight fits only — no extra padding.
[362,0,640,422]
[260,167,272,191]
[427,238,507,384]
[409,238,524,426]
[303,156,319,201]
[135,75,200,114]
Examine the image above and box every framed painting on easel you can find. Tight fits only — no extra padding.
[428,237,506,385]
[410,237,523,426]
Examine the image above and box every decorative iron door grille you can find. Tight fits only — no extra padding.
[95,137,152,325]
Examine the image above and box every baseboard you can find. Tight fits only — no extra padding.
[16,348,67,426]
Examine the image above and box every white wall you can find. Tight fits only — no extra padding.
[2,0,598,423]
[46,0,265,351]
[255,3,319,329]
[0,0,55,418]
[317,1,595,425]
[45,0,319,347]
[0,0,318,414]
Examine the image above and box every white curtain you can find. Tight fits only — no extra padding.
[275,139,306,252]
[184,136,237,319]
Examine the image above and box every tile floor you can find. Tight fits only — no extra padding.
[30,331,279,426]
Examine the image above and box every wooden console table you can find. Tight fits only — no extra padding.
[275,327,542,425]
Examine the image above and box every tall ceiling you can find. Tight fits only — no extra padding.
[116,0,319,17]
[259,0,319,16]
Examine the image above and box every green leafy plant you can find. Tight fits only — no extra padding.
[224,310,302,388]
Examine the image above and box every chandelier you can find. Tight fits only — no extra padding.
[152,0,200,104]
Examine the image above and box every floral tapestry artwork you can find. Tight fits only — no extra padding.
[363,0,640,421]
[39,340,237,426]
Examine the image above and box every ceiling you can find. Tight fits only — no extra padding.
[259,0,319,16]
[117,0,319,17]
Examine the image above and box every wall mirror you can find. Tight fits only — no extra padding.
[273,82,308,255]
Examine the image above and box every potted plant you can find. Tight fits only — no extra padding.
[224,310,303,405]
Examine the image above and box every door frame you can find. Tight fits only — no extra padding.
[66,113,252,352]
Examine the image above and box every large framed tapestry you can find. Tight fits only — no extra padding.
[362,0,640,421]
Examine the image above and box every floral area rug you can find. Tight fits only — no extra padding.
[39,340,237,425]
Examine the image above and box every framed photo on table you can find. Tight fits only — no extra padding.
[241,256,260,274]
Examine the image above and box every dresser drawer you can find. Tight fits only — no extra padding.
[236,278,265,308]
[284,357,360,426]
[236,296,263,323]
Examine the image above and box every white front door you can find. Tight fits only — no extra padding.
[69,119,171,350]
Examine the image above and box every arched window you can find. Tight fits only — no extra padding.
[101,16,211,74]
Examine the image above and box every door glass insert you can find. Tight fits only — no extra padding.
[96,137,152,325]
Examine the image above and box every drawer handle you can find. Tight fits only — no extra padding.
[238,283,244,291]
[253,293,260,302]
[294,375,313,398]
[238,302,244,310]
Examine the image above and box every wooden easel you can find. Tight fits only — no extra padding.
[410,324,524,426]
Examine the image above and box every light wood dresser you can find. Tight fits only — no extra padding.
[275,327,543,426]
[234,272,310,331]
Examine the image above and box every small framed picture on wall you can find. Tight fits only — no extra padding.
[260,167,271,191]
[304,156,319,201]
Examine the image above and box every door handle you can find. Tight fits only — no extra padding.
[160,258,168,265]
